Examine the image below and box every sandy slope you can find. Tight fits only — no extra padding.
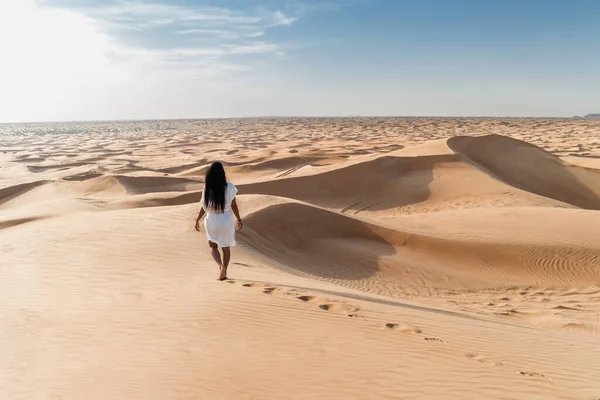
[2,117,600,399]
[448,134,600,209]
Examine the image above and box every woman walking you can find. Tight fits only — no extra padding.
[195,162,243,280]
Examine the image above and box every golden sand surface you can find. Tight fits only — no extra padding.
[2,117,600,399]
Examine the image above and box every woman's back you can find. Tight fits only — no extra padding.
[202,182,237,213]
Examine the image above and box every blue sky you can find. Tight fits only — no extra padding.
[0,0,598,122]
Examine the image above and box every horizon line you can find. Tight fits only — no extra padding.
[0,114,591,125]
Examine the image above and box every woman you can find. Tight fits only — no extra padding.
[195,162,243,280]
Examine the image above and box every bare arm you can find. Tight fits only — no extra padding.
[231,198,243,230]
[194,207,205,231]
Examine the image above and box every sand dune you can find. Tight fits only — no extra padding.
[240,151,570,216]
[1,175,203,210]
[241,155,454,212]
[449,134,600,209]
[239,198,600,291]
[2,118,600,400]
[0,179,50,205]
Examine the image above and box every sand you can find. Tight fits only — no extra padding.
[2,117,600,399]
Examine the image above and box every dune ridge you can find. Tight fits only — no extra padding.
[448,134,600,209]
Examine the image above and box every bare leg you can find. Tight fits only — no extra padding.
[221,247,231,279]
[208,241,223,276]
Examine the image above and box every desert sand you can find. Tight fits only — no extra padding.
[2,117,600,399]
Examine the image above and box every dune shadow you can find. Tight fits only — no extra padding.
[237,202,403,280]
[238,154,450,213]
[0,180,49,205]
[448,135,600,210]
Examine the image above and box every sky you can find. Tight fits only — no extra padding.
[0,0,599,122]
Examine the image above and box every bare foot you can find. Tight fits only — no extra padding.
[219,266,227,281]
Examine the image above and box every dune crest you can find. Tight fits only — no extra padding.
[448,134,600,209]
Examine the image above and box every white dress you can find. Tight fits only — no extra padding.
[200,182,238,247]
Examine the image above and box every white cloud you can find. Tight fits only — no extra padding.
[97,1,258,24]
[0,0,295,122]
[268,10,296,27]
[87,1,293,32]
[176,29,266,39]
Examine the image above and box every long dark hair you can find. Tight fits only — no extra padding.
[204,162,227,212]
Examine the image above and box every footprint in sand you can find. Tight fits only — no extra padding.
[262,286,300,297]
[296,294,359,315]
[238,281,362,317]
[464,353,504,367]
[318,302,360,314]
[385,323,422,335]
[297,295,317,302]
[424,337,447,344]
[518,371,552,381]
[262,287,283,295]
